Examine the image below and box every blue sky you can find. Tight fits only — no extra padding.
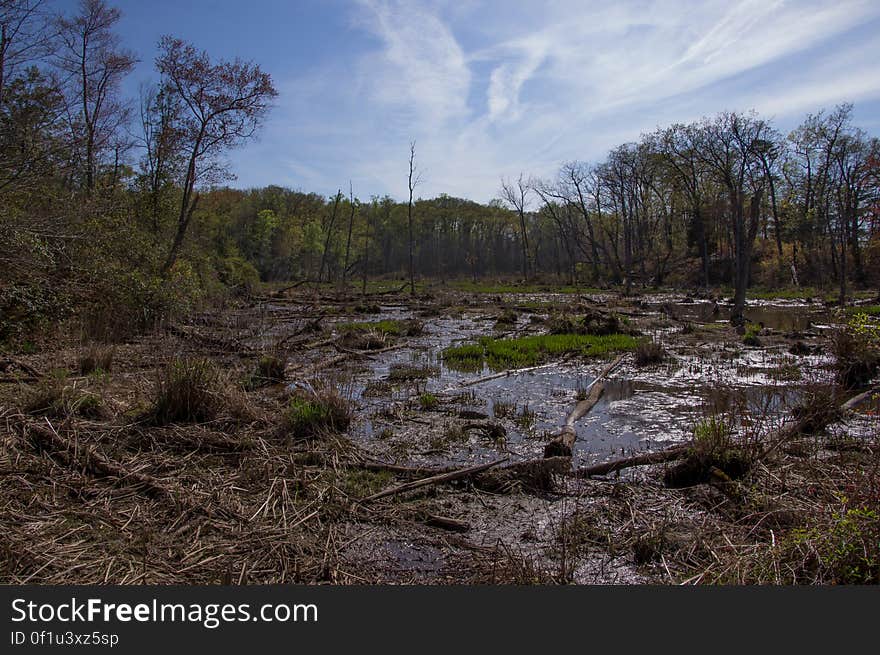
[99,0,880,201]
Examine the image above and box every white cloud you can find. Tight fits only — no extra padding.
[259,0,880,202]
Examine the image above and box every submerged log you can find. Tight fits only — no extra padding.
[544,354,625,458]
[425,514,470,532]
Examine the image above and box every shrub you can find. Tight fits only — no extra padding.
[634,339,665,366]
[833,312,880,389]
[217,255,260,295]
[78,343,115,375]
[251,353,286,386]
[151,359,225,425]
[24,373,106,419]
[283,388,351,439]
[742,323,762,347]
[664,416,750,487]
[418,392,439,410]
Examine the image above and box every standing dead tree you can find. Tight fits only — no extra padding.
[501,173,533,281]
[407,141,421,295]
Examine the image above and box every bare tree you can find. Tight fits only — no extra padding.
[155,35,277,273]
[0,0,53,106]
[318,189,342,283]
[342,180,356,286]
[500,173,532,281]
[407,141,421,295]
[54,0,135,193]
[137,82,182,234]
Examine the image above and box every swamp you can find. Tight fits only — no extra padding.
[3,284,878,585]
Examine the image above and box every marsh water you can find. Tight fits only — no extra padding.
[281,294,837,470]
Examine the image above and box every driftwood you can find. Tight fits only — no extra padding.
[359,458,507,503]
[454,358,570,389]
[425,514,470,532]
[575,445,689,477]
[544,354,625,458]
[842,386,879,411]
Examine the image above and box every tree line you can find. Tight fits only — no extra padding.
[2,0,879,344]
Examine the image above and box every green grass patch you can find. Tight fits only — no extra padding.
[418,392,439,410]
[443,333,639,371]
[845,305,880,317]
[283,390,351,439]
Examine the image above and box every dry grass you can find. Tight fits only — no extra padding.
[78,343,115,375]
[149,358,251,425]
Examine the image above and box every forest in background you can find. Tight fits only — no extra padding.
[3,0,880,347]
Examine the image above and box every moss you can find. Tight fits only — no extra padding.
[388,363,440,381]
[341,469,392,499]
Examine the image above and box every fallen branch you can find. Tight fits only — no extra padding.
[425,515,470,532]
[293,344,405,379]
[454,357,570,389]
[167,324,254,353]
[359,458,508,503]
[842,386,879,412]
[544,354,625,458]
[475,456,571,492]
[574,445,690,478]
[0,356,43,379]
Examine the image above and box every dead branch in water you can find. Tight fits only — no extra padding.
[544,354,625,458]
[359,458,508,503]
[454,357,571,389]
[574,445,690,477]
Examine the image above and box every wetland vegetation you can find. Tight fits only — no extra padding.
[1,0,879,586]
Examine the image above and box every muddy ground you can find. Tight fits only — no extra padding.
[1,286,878,584]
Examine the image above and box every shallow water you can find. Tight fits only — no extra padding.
[648,299,832,333]
[298,297,838,469]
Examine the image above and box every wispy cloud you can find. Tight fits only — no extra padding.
[254,0,880,202]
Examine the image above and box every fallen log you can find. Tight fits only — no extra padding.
[842,386,880,412]
[425,514,470,532]
[359,458,507,503]
[544,354,625,458]
[574,445,689,478]
[454,357,570,389]
[475,456,571,492]
[356,460,453,477]
[575,387,870,480]
[292,343,405,379]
